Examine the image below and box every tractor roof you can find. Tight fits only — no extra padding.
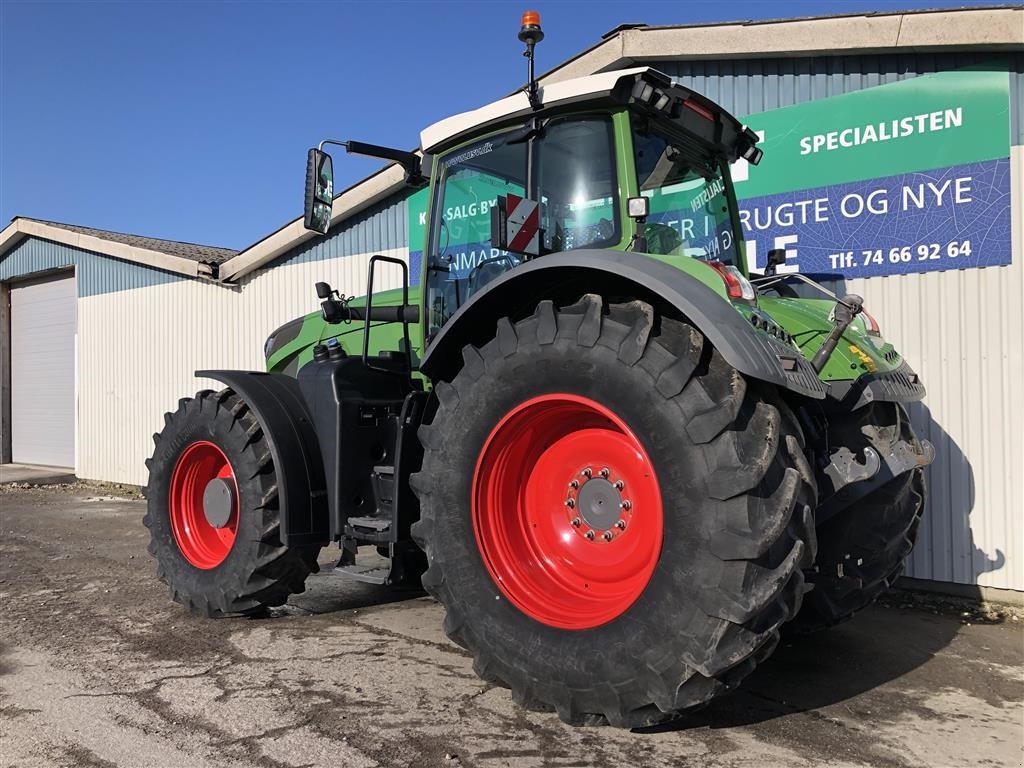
[421,67,650,153]
[419,66,761,165]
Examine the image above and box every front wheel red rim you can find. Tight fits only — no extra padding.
[169,441,239,569]
[472,394,663,630]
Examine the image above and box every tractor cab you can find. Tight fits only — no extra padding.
[417,68,762,334]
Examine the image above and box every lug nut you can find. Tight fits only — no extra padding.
[600,467,610,478]
[620,500,632,511]
[616,520,627,530]
[571,517,582,527]
[582,467,592,478]
[602,531,613,542]
[569,479,579,489]
[614,480,624,490]
[585,530,596,541]
[565,498,575,509]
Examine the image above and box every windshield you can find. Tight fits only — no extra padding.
[426,116,619,333]
[632,120,740,266]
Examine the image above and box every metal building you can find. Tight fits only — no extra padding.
[1,6,1020,596]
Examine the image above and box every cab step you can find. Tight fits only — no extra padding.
[343,465,396,544]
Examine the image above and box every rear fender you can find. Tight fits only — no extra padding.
[197,370,329,546]
[419,250,828,399]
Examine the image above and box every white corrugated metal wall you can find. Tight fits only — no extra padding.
[75,247,408,486]
[845,145,1023,592]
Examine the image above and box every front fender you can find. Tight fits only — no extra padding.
[419,250,827,399]
[197,370,329,546]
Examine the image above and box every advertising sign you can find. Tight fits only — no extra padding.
[733,65,1012,277]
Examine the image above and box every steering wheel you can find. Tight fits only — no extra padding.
[467,254,517,296]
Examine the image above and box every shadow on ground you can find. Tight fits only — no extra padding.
[646,603,963,733]
[276,552,428,616]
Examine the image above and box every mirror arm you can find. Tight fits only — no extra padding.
[326,139,427,188]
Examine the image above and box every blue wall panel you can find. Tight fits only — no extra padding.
[266,192,410,271]
[2,193,412,296]
[0,237,183,297]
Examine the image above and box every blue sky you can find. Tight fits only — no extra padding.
[0,0,1002,250]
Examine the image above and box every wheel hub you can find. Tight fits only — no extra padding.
[202,477,236,529]
[568,471,631,541]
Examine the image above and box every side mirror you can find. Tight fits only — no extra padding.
[765,248,787,277]
[315,281,333,299]
[304,148,334,234]
[490,194,541,258]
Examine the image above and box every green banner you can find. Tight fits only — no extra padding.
[734,65,1011,197]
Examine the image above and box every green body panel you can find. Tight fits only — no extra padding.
[272,107,911,393]
[268,278,895,388]
[265,313,326,373]
[267,287,424,374]
[611,111,640,254]
[757,296,901,381]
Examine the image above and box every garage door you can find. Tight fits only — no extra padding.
[10,273,76,467]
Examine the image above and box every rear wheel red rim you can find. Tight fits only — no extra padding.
[169,441,239,569]
[472,394,663,630]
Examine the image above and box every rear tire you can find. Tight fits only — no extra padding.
[794,403,927,632]
[144,388,320,616]
[411,296,817,727]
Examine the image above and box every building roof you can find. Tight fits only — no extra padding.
[539,5,1023,85]
[22,219,238,265]
[0,217,237,279]
[216,5,1022,283]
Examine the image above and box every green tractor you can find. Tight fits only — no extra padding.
[145,14,934,728]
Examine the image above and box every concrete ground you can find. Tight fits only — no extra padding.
[0,463,76,485]
[0,485,1021,768]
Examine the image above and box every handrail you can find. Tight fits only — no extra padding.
[362,255,413,375]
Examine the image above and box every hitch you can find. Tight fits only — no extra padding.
[811,294,864,373]
[818,437,935,524]
[825,445,882,491]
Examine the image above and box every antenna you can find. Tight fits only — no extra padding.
[519,10,544,110]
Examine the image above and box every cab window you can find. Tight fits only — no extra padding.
[426,131,526,331]
[427,115,620,333]
[632,121,739,265]
[535,117,619,253]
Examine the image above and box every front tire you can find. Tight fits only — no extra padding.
[144,388,320,616]
[794,402,927,632]
[411,296,817,727]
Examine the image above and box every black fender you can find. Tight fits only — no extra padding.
[197,370,329,546]
[419,250,828,399]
